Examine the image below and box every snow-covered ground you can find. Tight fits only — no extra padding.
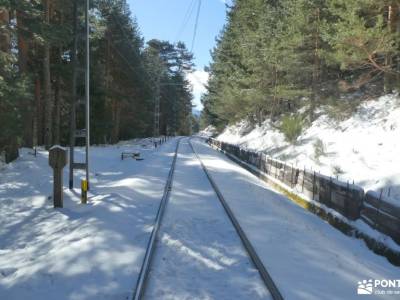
[144,138,270,299]
[1,135,399,299]
[191,138,400,300]
[217,94,400,200]
[0,138,177,300]
[198,125,217,138]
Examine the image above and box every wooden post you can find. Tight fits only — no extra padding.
[345,180,349,217]
[269,158,272,175]
[329,176,333,205]
[290,164,294,188]
[283,163,286,182]
[49,146,68,208]
[312,171,316,200]
[374,189,384,229]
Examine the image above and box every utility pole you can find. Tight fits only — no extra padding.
[69,0,78,189]
[85,0,90,189]
[69,0,90,190]
[154,76,160,138]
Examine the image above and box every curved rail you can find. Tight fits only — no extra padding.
[132,138,181,300]
[188,138,284,300]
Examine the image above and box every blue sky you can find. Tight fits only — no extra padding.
[127,0,230,109]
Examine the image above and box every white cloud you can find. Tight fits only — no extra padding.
[186,70,209,110]
[187,70,209,95]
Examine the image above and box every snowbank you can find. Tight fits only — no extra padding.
[217,94,400,200]
[0,139,177,300]
[192,138,400,300]
[199,125,217,138]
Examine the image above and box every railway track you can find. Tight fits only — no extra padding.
[132,137,283,300]
[132,138,181,300]
[188,138,283,300]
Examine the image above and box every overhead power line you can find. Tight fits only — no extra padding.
[175,0,197,42]
[191,0,202,52]
[101,0,157,88]
[101,0,192,136]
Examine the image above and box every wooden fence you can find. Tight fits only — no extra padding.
[208,138,400,244]
[362,191,400,243]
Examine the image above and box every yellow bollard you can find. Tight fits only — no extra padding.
[81,179,88,204]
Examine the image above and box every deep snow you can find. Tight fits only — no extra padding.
[217,94,400,201]
[191,138,400,299]
[1,135,399,300]
[0,138,178,300]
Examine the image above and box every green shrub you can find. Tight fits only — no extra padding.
[280,115,303,143]
[313,138,326,162]
[326,99,360,122]
[332,164,344,176]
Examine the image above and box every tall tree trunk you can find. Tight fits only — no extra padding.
[105,29,112,141]
[0,7,19,162]
[111,99,121,143]
[384,3,399,92]
[17,10,34,147]
[270,64,279,121]
[311,7,321,122]
[0,8,10,52]
[16,11,28,72]
[53,5,64,145]
[54,64,61,145]
[33,77,41,147]
[257,107,263,127]
[396,4,400,86]
[43,0,52,148]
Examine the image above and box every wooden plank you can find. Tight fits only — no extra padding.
[364,191,400,219]
[346,186,364,220]
[329,180,363,220]
[318,176,331,206]
[361,206,400,243]
[331,189,346,208]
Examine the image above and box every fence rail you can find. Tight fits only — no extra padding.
[208,138,400,244]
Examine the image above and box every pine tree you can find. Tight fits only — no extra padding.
[201,0,400,131]
[0,4,31,161]
[325,0,399,92]
[1,0,191,158]
[145,39,194,136]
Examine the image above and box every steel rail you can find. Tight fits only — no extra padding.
[188,138,284,300]
[132,138,181,300]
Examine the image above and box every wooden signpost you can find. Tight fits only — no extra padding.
[49,146,68,208]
